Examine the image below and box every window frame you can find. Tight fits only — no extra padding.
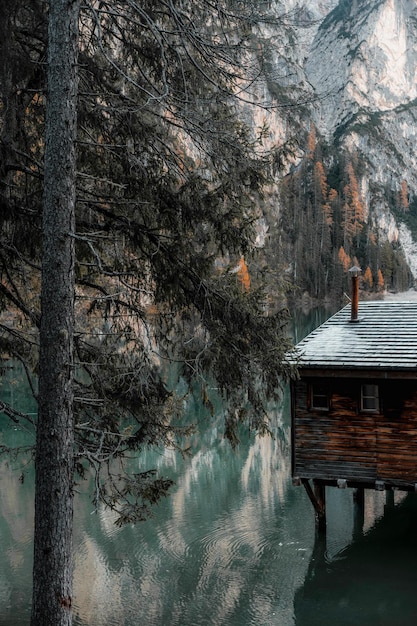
[360,383,380,413]
[310,383,330,412]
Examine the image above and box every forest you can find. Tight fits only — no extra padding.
[0,1,414,625]
[275,125,413,304]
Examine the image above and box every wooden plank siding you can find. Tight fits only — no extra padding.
[293,379,378,485]
[293,376,417,487]
[292,302,417,489]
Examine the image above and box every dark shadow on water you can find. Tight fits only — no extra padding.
[294,493,417,626]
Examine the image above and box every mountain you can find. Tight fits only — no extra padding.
[261,0,417,300]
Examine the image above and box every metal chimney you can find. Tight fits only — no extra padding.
[348,266,361,323]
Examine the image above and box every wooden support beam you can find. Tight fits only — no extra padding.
[301,478,326,532]
[353,487,365,505]
[385,489,394,509]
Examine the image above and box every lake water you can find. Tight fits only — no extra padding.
[2,307,417,625]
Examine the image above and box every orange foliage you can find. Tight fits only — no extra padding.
[314,161,328,198]
[347,163,364,217]
[328,188,338,202]
[338,246,351,271]
[377,269,384,291]
[237,256,250,292]
[400,179,409,211]
[342,163,365,245]
[363,266,373,289]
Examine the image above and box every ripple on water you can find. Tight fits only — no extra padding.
[71,463,315,626]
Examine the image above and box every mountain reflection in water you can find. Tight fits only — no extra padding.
[70,422,315,626]
[2,307,417,625]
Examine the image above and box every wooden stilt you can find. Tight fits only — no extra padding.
[385,488,395,509]
[313,481,326,533]
[301,478,326,532]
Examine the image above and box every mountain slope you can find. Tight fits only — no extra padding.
[265,0,417,297]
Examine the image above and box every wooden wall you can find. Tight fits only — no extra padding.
[292,377,417,489]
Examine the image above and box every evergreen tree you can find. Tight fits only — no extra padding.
[30,1,79,623]
[277,135,411,301]
[0,2,297,623]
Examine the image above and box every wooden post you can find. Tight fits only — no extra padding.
[313,481,326,533]
[385,488,395,509]
[301,478,326,532]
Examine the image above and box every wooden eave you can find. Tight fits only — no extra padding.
[298,366,417,379]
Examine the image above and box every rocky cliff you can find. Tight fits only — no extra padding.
[264,0,417,296]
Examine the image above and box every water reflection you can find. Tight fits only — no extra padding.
[3,306,417,625]
[69,405,315,626]
[295,491,417,626]
[0,458,34,625]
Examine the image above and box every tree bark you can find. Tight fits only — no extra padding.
[31,1,80,624]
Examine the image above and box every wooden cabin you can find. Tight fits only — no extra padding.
[291,293,417,529]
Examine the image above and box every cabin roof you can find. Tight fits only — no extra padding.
[295,301,417,371]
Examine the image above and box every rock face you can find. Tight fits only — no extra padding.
[307,1,417,130]
[267,0,417,280]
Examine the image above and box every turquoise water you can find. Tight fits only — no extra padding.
[2,308,417,625]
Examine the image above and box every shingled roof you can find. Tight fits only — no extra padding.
[295,301,417,372]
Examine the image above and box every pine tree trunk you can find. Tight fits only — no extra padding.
[31,1,80,624]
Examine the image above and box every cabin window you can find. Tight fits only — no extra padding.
[310,384,330,411]
[361,384,379,412]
